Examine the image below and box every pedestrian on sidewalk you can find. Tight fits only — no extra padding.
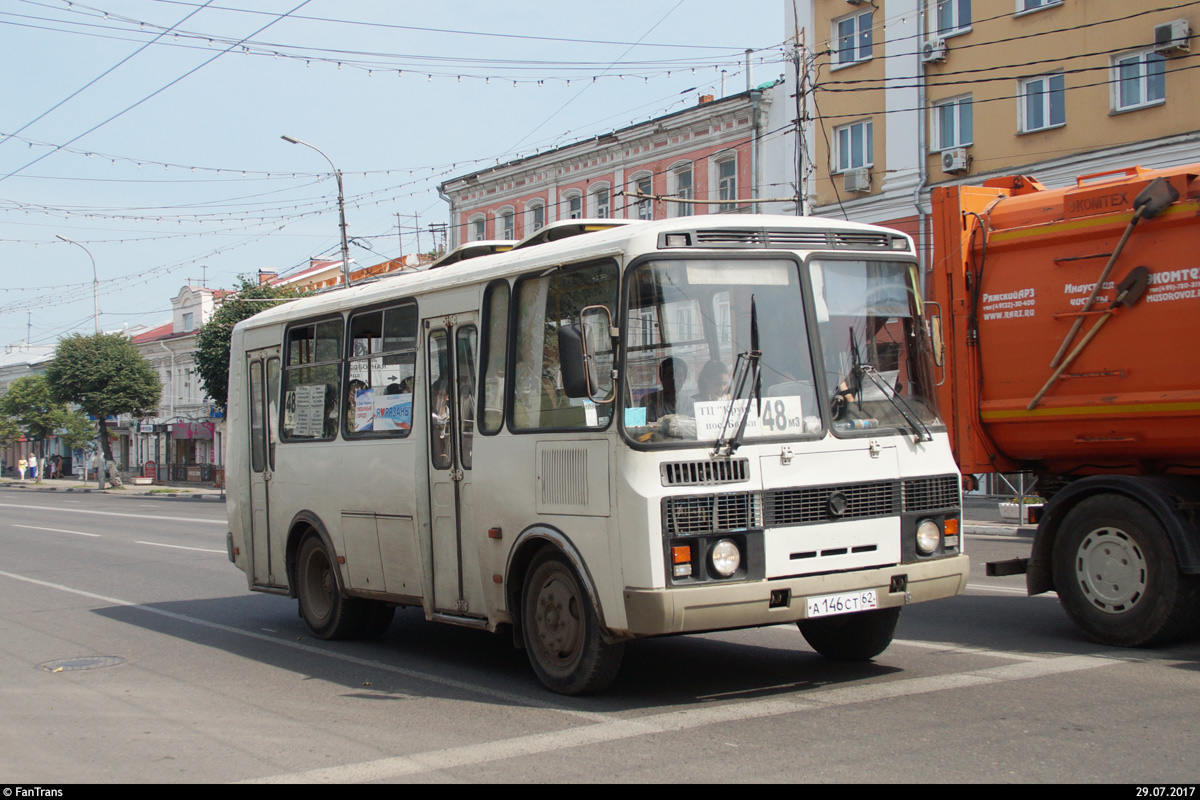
[18,455,28,482]
[28,453,38,480]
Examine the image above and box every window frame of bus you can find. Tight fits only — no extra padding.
[341,299,419,439]
[803,252,945,440]
[280,315,345,442]
[506,259,619,433]
[478,279,510,436]
[618,251,826,451]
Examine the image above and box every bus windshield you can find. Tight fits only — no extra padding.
[622,258,821,445]
[809,258,940,437]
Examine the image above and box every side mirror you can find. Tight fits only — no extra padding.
[558,306,616,403]
[925,302,945,368]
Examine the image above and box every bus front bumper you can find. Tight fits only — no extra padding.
[621,554,969,636]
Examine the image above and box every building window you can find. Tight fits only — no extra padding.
[833,10,873,67]
[499,208,515,240]
[634,174,654,220]
[565,192,582,219]
[933,95,973,150]
[182,312,194,332]
[591,186,610,218]
[671,164,693,217]
[936,0,971,35]
[1019,73,1065,132]
[1016,0,1061,14]
[1112,50,1166,113]
[834,120,873,172]
[469,215,485,241]
[716,157,737,212]
[528,202,545,231]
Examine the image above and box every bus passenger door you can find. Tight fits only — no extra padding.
[425,315,484,617]
[246,348,281,587]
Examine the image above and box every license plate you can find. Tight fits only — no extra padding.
[806,589,878,619]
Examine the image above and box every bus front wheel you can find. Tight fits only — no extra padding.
[797,606,900,661]
[521,550,624,695]
[296,532,363,640]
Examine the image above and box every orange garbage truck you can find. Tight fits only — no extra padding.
[929,163,1200,646]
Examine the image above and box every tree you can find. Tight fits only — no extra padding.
[195,276,304,410]
[45,332,161,487]
[0,375,61,459]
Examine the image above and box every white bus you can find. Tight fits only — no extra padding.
[226,215,969,694]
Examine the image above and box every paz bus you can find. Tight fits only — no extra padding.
[225,215,969,695]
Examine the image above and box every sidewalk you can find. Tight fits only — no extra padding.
[0,476,225,501]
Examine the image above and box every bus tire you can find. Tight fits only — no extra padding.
[521,549,624,695]
[797,606,900,661]
[357,601,395,639]
[1052,495,1200,647]
[296,532,361,640]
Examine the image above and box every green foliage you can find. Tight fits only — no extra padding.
[195,276,304,409]
[45,332,161,462]
[0,412,19,448]
[56,409,97,454]
[0,375,64,450]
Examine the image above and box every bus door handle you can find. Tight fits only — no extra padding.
[450,469,464,482]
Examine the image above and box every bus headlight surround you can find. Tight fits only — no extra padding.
[916,519,941,555]
[710,538,741,577]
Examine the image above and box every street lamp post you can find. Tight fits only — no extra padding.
[55,234,99,333]
[280,135,353,288]
[56,234,105,490]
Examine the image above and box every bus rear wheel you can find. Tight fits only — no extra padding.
[797,606,900,661]
[296,532,362,640]
[521,550,624,695]
[1052,495,1200,647]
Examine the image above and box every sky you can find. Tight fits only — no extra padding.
[0,0,789,347]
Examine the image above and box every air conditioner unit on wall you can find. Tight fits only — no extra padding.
[922,38,947,64]
[942,148,969,174]
[843,168,871,193]
[1154,19,1191,53]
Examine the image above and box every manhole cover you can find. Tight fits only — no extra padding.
[37,656,126,673]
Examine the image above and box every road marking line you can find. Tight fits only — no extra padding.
[12,524,100,538]
[0,567,1124,785]
[244,652,1117,784]
[0,502,222,525]
[0,568,608,724]
[135,541,225,553]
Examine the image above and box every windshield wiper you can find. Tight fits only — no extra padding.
[713,296,762,457]
[858,363,932,443]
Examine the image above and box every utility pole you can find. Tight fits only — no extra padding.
[281,135,352,288]
[793,7,807,216]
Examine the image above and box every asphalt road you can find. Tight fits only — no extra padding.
[1,488,1197,784]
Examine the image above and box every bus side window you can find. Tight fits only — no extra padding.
[479,281,509,434]
[511,261,617,431]
[281,318,343,441]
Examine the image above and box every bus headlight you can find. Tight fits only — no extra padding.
[916,519,941,555]
[711,539,741,577]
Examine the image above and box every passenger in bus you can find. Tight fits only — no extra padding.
[693,360,730,405]
[347,379,368,432]
[640,357,688,422]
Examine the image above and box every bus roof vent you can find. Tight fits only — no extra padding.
[512,219,633,250]
[428,241,513,270]
[830,231,902,250]
[662,228,906,251]
[661,458,749,486]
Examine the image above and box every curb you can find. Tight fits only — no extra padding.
[0,482,224,501]
[964,522,1036,538]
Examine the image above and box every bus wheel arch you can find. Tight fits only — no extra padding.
[505,526,614,643]
[518,546,625,695]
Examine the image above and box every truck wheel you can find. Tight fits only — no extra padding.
[521,549,624,695]
[797,607,900,661]
[296,532,362,640]
[1052,495,1200,647]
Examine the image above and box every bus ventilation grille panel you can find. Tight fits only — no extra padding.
[901,474,960,512]
[663,492,762,535]
[660,458,749,486]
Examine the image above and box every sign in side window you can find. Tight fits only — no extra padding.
[282,318,343,441]
[346,303,417,437]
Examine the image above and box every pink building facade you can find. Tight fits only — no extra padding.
[439,86,778,249]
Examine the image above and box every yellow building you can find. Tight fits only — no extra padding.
[780,0,1197,263]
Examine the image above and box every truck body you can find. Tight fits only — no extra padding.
[929,163,1200,646]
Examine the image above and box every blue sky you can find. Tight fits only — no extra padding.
[0,0,787,345]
